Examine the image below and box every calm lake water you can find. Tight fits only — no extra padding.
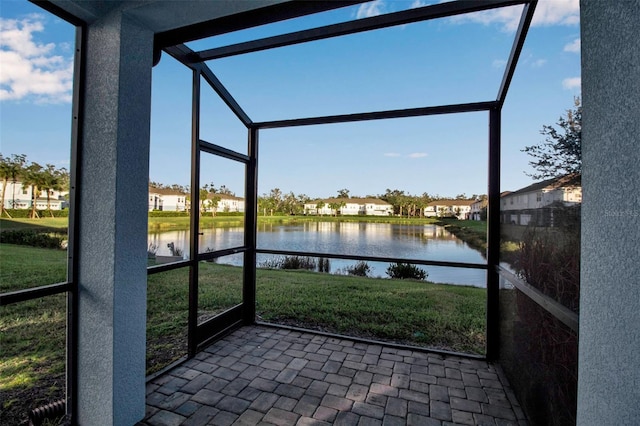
[148,222,489,287]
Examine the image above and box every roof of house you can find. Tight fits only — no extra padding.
[149,186,185,196]
[310,197,392,206]
[471,199,488,207]
[502,174,580,197]
[207,193,244,201]
[426,199,475,207]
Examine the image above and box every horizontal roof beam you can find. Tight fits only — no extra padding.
[253,101,499,129]
[193,0,530,62]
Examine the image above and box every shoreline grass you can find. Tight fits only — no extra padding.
[147,214,440,232]
[2,215,441,235]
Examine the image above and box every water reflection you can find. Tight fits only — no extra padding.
[148,222,488,286]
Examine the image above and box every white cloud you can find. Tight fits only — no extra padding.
[564,38,581,53]
[451,0,579,32]
[411,0,427,8]
[384,152,401,157]
[492,59,507,68]
[532,58,547,68]
[356,0,386,19]
[409,152,428,158]
[562,77,581,90]
[0,16,73,103]
[533,0,580,27]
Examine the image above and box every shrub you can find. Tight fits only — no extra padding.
[148,211,189,217]
[281,256,316,270]
[317,257,330,273]
[166,242,184,257]
[147,211,244,218]
[258,258,282,269]
[518,227,580,312]
[203,247,218,262]
[258,256,316,270]
[514,222,580,425]
[0,229,66,249]
[2,208,69,218]
[345,261,371,277]
[386,262,427,280]
[147,243,158,259]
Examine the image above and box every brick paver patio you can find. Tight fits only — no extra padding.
[139,326,527,426]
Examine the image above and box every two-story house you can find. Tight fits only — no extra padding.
[215,193,245,213]
[424,199,475,219]
[500,175,581,226]
[304,197,393,216]
[1,180,68,211]
[148,187,187,211]
[470,197,488,221]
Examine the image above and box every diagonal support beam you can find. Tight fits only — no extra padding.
[165,44,253,127]
[497,0,537,104]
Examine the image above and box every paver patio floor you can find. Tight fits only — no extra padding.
[139,325,527,426]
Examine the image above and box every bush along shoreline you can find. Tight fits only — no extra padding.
[0,229,67,249]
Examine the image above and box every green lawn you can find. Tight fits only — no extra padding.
[446,219,488,234]
[0,217,68,231]
[0,244,67,425]
[1,239,486,424]
[256,268,486,353]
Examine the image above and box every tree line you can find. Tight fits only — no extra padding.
[149,183,483,218]
[0,154,69,218]
[256,187,483,217]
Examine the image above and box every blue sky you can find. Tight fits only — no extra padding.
[1,0,580,199]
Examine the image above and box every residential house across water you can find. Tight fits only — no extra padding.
[148,187,245,213]
[304,197,393,216]
[206,193,245,213]
[500,175,581,226]
[470,198,488,221]
[0,181,68,211]
[148,187,187,212]
[424,199,475,220]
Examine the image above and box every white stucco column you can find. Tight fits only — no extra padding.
[76,10,153,425]
[578,1,640,424]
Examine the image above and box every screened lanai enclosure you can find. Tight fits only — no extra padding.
[2,0,638,425]
[146,0,539,360]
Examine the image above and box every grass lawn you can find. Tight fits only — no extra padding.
[256,268,486,353]
[1,240,485,424]
[0,217,68,231]
[446,219,488,234]
[0,244,67,425]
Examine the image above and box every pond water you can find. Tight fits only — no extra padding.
[148,222,489,287]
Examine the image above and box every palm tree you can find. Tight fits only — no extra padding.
[22,162,45,218]
[258,196,269,216]
[198,187,209,216]
[40,164,65,217]
[206,194,221,217]
[328,201,345,217]
[0,154,26,217]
